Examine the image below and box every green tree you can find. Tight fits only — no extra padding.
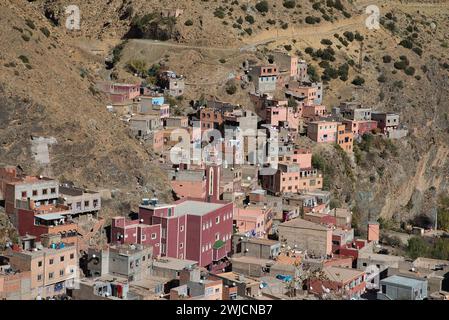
[406,237,430,259]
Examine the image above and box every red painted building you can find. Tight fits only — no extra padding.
[111,198,234,270]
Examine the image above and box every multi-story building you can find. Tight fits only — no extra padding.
[0,167,59,218]
[249,65,278,94]
[308,266,366,299]
[371,112,400,134]
[342,119,378,137]
[112,197,234,270]
[340,102,372,121]
[7,242,78,299]
[278,218,332,257]
[129,114,162,140]
[337,123,354,153]
[58,185,101,219]
[307,121,339,143]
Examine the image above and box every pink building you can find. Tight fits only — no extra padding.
[302,104,327,120]
[307,121,339,143]
[343,119,378,137]
[111,217,162,257]
[278,148,312,168]
[233,206,273,238]
[111,199,234,270]
[110,83,140,100]
[287,85,317,105]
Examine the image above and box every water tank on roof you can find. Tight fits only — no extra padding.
[149,198,159,206]
[142,198,150,206]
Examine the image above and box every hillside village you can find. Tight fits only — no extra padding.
[1,0,449,301]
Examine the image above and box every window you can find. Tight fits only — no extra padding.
[60,256,64,262]
[38,261,43,267]
[93,199,98,208]
[32,190,38,196]
[49,259,54,265]
[215,233,220,241]
[76,202,81,210]
[70,253,74,260]
[216,216,220,224]
[168,208,173,217]
[84,200,89,207]
[49,272,54,279]
[21,191,27,198]
[141,234,146,241]
[151,233,157,240]
[37,274,42,281]
[42,189,47,195]
[180,243,184,249]
[60,269,64,276]
[161,229,166,238]
[51,188,56,194]
[180,225,184,232]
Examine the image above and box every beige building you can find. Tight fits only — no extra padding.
[8,244,78,299]
[278,218,332,257]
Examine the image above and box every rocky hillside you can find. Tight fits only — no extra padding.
[0,1,172,218]
[1,0,449,237]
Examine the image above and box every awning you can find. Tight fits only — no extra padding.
[35,214,64,221]
[213,240,225,250]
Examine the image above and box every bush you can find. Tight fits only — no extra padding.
[214,7,226,19]
[352,76,365,86]
[305,16,319,24]
[407,237,430,259]
[255,1,269,13]
[25,19,36,30]
[405,66,415,76]
[244,28,252,35]
[226,83,237,95]
[412,47,422,56]
[219,58,226,64]
[321,39,332,45]
[394,60,408,70]
[284,45,292,51]
[18,55,29,64]
[343,31,354,42]
[40,27,50,37]
[245,15,255,24]
[305,47,314,55]
[399,39,413,49]
[382,55,392,63]
[377,74,387,83]
[283,0,296,9]
[184,19,193,26]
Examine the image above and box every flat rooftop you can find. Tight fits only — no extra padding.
[175,200,228,217]
[323,266,364,283]
[381,275,426,287]
[153,257,198,271]
[279,218,329,231]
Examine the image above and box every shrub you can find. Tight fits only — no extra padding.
[184,19,193,26]
[305,16,318,24]
[412,47,422,56]
[352,76,365,86]
[283,0,296,9]
[245,15,255,24]
[321,39,332,45]
[284,45,292,51]
[407,237,430,259]
[219,58,226,64]
[25,19,36,30]
[394,60,408,70]
[405,66,415,76]
[226,83,237,95]
[244,28,252,35]
[40,27,50,37]
[354,32,364,41]
[281,22,288,29]
[343,31,354,42]
[21,35,30,42]
[18,55,29,64]
[255,1,269,13]
[399,39,413,49]
[377,74,387,83]
[214,7,226,19]
[305,47,314,55]
[382,55,392,63]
